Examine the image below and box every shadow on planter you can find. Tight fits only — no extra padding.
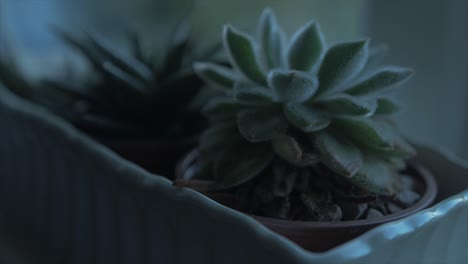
[98,138,194,179]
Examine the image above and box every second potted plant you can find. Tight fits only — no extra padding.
[0,20,221,178]
[176,8,437,252]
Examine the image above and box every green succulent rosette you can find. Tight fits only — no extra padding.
[193,8,415,195]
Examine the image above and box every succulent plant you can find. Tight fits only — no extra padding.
[191,8,416,220]
[39,21,221,139]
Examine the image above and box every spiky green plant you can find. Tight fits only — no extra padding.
[39,22,221,139]
[191,8,416,220]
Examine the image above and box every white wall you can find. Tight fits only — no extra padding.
[367,0,468,158]
[0,0,366,78]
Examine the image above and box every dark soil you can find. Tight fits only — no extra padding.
[222,160,422,222]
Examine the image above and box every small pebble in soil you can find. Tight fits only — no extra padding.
[397,190,421,207]
[338,202,368,221]
[366,208,384,219]
[386,202,404,214]
[301,193,342,222]
[373,200,389,215]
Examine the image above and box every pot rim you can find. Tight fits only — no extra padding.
[176,149,438,231]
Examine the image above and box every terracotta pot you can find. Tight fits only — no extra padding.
[98,138,194,179]
[175,151,438,252]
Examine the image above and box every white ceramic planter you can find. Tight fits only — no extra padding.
[0,86,467,264]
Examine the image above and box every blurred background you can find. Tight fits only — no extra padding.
[0,0,467,158]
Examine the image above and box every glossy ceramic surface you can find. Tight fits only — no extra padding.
[0,86,467,263]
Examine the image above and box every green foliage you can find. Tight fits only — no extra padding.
[237,106,289,142]
[268,70,319,103]
[317,40,369,95]
[223,26,266,85]
[37,22,221,139]
[314,132,363,177]
[194,62,238,91]
[194,8,415,195]
[257,8,286,70]
[272,134,319,167]
[287,22,325,72]
[214,141,274,187]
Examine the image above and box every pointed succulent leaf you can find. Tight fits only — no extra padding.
[268,70,318,103]
[101,62,148,95]
[317,40,369,94]
[272,134,320,166]
[387,137,416,157]
[387,157,406,171]
[223,25,266,85]
[41,79,97,104]
[189,160,218,181]
[237,106,289,142]
[171,16,192,46]
[193,62,238,91]
[214,142,273,187]
[369,119,416,157]
[332,117,393,150]
[258,8,286,69]
[234,82,274,104]
[350,158,396,194]
[346,66,413,95]
[287,22,325,71]
[85,31,154,82]
[322,94,378,116]
[55,28,153,86]
[199,122,243,153]
[372,133,416,158]
[375,98,400,115]
[159,18,192,76]
[362,44,388,73]
[53,28,103,70]
[126,29,145,62]
[284,103,330,132]
[314,133,363,177]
